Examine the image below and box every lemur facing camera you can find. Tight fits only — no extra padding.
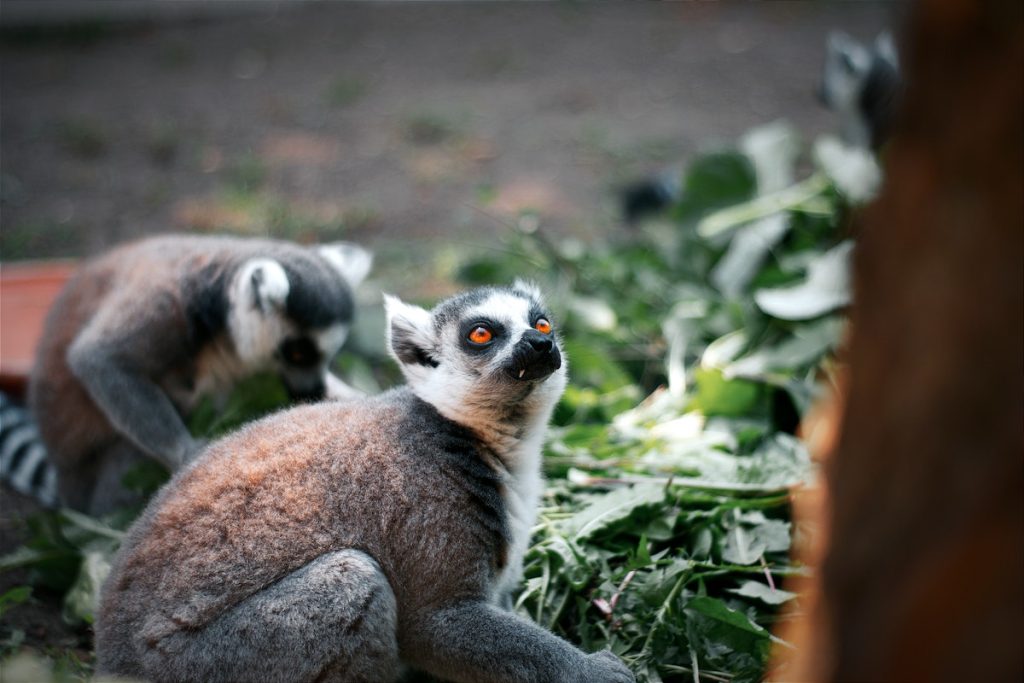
[95,282,635,683]
[29,234,371,516]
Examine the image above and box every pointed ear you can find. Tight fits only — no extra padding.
[239,258,290,313]
[319,243,373,289]
[383,295,438,369]
[827,30,855,52]
[512,278,543,302]
[828,32,870,73]
[874,31,898,66]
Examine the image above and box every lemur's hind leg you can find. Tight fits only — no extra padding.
[140,550,400,683]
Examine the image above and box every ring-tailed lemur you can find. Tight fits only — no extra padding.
[26,234,371,516]
[819,31,902,151]
[619,31,901,225]
[95,282,635,683]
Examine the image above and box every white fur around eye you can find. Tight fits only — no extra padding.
[463,293,533,335]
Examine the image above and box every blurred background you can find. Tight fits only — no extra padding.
[1,0,898,291]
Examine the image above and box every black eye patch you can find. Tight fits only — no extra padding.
[529,304,551,329]
[278,337,321,368]
[458,319,508,355]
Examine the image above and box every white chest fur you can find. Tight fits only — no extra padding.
[492,429,546,603]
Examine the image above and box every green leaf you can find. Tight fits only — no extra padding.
[59,508,126,541]
[675,152,758,226]
[62,550,112,625]
[689,368,764,418]
[697,173,830,239]
[561,482,667,541]
[721,510,791,565]
[753,240,853,321]
[0,545,70,572]
[187,372,291,439]
[686,595,771,638]
[562,338,635,393]
[728,581,797,605]
[722,523,765,566]
[0,586,32,617]
[120,459,170,497]
[736,433,814,489]
[722,317,843,380]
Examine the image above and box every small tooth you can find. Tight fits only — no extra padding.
[519,369,525,378]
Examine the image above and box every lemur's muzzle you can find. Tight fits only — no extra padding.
[282,371,326,402]
[505,329,562,382]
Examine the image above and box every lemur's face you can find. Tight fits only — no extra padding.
[449,289,561,382]
[274,324,349,401]
[820,32,871,109]
[226,243,371,400]
[386,282,567,427]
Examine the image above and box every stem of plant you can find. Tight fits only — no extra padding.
[697,172,831,239]
[760,555,776,591]
[609,569,637,614]
[536,554,551,624]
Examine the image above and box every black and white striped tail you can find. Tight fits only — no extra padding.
[0,392,58,508]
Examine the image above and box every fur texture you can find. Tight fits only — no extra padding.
[95,284,634,683]
[29,234,371,515]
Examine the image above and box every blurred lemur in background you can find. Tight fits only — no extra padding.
[13,235,371,515]
[96,282,635,683]
[620,30,902,224]
[818,30,902,151]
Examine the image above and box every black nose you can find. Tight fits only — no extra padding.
[522,329,553,353]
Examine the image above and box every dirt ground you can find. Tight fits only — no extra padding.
[1,2,896,265]
[0,0,897,671]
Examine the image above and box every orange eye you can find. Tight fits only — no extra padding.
[468,326,493,344]
[534,318,552,334]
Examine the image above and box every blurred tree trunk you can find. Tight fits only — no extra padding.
[780,0,1023,680]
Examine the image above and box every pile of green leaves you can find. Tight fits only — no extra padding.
[0,122,870,681]
[456,122,869,682]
